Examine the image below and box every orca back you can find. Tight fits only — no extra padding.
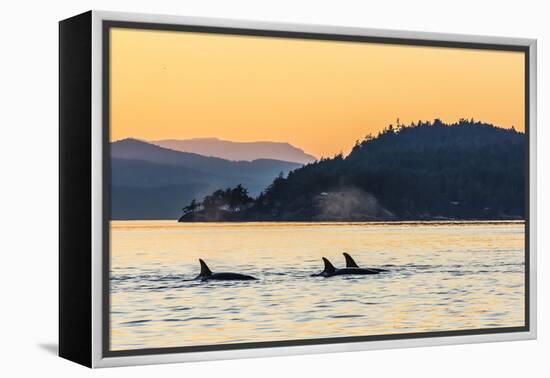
[336,267,379,275]
[197,260,257,280]
[210,272,256,281]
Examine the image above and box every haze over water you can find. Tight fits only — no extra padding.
[110,221,525,351]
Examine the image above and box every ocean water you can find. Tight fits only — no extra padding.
[110,221,525,351]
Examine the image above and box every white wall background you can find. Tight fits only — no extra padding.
[0,0,546,376]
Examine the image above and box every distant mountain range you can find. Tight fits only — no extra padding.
[152,138,316,164]
[110,138,304,219]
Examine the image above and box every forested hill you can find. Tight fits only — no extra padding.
[179,119,525,222]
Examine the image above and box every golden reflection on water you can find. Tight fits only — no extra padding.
[110,221,525,350]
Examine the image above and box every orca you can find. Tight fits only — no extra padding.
[196,259,257,281]
[343,252,388,272]
[312,257,380,277]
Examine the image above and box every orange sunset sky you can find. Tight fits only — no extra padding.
[110,28,525,158]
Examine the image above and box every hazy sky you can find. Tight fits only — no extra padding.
[110,28,525,158]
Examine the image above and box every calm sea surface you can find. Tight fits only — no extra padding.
[110,221,525,351]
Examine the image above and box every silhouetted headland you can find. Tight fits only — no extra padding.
[179,119,525,222]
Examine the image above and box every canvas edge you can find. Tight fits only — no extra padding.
[528,39,537,340]
[89,10,537,368]
[59,10,93,368]
[91,9,103,369]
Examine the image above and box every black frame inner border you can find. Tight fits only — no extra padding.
[102,20,531,358]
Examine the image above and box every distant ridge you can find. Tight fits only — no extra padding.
[110,138,303,219]
[151,138,317,165]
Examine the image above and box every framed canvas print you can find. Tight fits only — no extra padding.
[59,10,537,368]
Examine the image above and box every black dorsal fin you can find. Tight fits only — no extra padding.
[343,252,359,268]
[322,257,336,273]
[199,259,212,277]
